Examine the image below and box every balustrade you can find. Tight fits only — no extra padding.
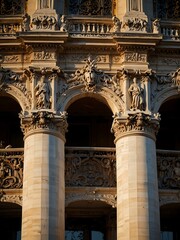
[160,21,180,40]
[0,148,24,189]
[0,147,179,190]
[68,18,113,36]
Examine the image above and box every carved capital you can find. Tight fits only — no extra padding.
[19,110,68,139]
[111,112,160,142]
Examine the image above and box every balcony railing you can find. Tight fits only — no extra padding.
[157,149,180,189]
[160,21,180,40]
[0,147,179,190]
[67,17,113,36]
[65,147,116,187]
[0,148,23,189]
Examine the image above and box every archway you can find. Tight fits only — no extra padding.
[0,202,22,240]
[65,200,116,240]
[0,95,23,148]
[160,203,180,240]
[156,97,180,150]
[65,97,114,147]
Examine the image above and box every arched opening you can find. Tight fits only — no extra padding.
[0,202,22,240]
[65,200,116,240]
[0,95,23,148]
[160,203,180,240]
[65,97,114,147]
[156,97,180,150]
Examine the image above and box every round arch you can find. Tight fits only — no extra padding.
[152,86,178,113]
[57,87,123,115]
[1,84,31,112]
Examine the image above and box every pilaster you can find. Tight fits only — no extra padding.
[111,112,161,240]
[20,110,68,240]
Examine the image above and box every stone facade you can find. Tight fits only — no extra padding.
[0,0,180,239]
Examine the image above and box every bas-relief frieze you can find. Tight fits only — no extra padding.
[157,151,180,190]
[0,149,23,189]
[65,148,116,187]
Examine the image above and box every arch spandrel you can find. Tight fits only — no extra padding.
[151,67,180,113]
[0,67,32,112]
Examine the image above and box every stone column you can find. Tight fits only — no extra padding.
[20,110,68,240]
[112,112,161,240]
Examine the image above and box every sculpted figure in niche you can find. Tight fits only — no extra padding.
[128,77,144,111]
[35,75,51,109]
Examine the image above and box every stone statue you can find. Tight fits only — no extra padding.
[59,15,68,32]
[22,13,30,32]
[112,15,121,33]
[128,77,144,111]
[35,75,51,109]
[152,19,160,34]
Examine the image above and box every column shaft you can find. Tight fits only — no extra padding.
[116,134,160,240]
[22,132,65,240]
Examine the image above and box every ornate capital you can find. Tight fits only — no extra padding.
[19,110,68,139]
[111,112,161,142]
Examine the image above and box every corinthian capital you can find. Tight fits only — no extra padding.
[19,110,68,139]
[111,112,160,142]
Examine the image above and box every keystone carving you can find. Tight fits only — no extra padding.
[61,56,123,97]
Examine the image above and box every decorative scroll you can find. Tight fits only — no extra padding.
[157,150,180,189]
[0,0,25,15]
[65,148,116,187]
[0,149,24,189]
[68,0,112,16]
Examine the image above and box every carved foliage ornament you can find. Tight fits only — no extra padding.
[111,112,161,140]
[20,110,68,136]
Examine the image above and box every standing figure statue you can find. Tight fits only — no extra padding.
[128,77,144,111]
[35,75,51,109]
